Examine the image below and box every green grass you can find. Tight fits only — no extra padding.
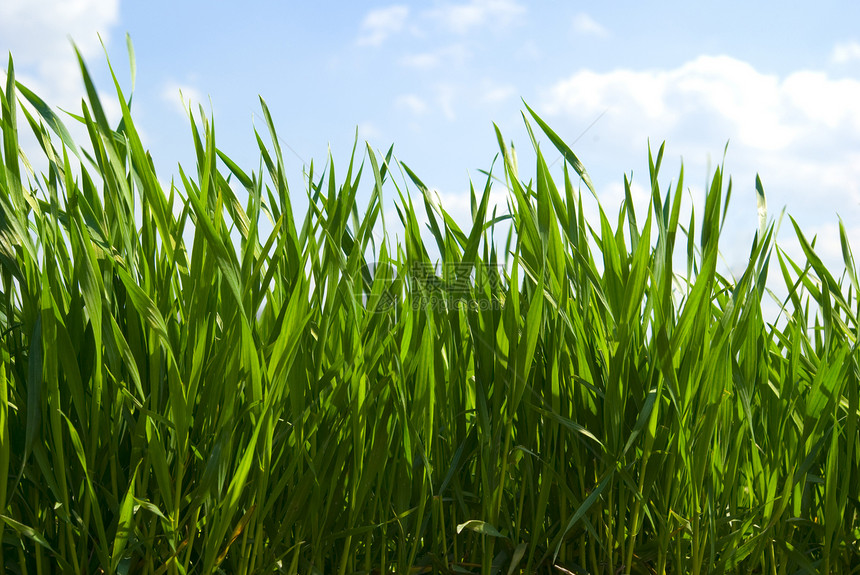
[1,41,859,574]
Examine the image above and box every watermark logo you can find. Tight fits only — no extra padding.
[359,261,506,313]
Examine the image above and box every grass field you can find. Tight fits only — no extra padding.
[1,43,859,574]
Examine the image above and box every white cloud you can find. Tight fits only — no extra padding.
[357,5,409,47]
[572,13,608,38]
[0,0,121,180]
[831,41,860,64]
[518,40,541,61]
[542,55,860,153]
[161,81,207,117]
[429,0,526,35]
[395,89,460,120]
[541,54,860,280]
[356,1,524,55]
[358,121,383,141]
[782,71,860,130]
[436,84,457,120]
[481,82,516,105]
[398,44,470,69]
[399,52,442,69]
[396,94,429,115]
[0,0,119,107]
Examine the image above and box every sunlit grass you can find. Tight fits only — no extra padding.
[1,41,859,574]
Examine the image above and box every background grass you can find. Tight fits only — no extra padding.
[1,43,859,574]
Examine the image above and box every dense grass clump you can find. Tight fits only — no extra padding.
[2,45,860,574]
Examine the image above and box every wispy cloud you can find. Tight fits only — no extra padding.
[396,94,429,115]
[161,81,206,116]
[356,1,525,51]
[572,13,608,38]
[358,121,383,141]
[429,0,526,35]
[357,5,409,47]
[436,84,457,120]
[831,40,860,64]
[398,45,470,69]
[481,81,516,104]
[399,52,442,69]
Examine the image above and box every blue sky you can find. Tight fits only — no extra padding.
[2,0,860,281]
